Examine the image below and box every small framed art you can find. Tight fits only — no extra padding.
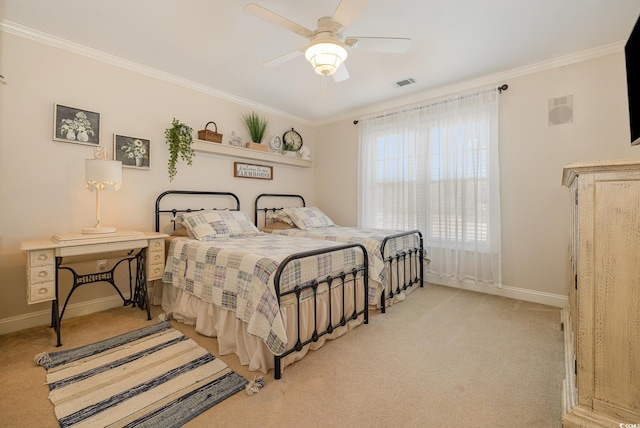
[53,104,100,146]
[234,162,273,180]
[114,134,150,169]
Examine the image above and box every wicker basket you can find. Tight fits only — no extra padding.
[197,121,223,143]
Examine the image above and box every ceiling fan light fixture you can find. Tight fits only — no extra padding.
[304,42,348,76]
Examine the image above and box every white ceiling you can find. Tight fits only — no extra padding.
[2,0,640,123]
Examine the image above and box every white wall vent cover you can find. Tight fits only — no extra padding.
[393,78,416,88]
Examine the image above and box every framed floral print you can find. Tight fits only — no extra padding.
[53,104,100,146]
[114,134,150,169]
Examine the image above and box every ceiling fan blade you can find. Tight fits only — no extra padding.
[243,3,314,39]
[349,37,412,53]
[331,0,369,28]
[333,63,350,82]
[263,47,305,68]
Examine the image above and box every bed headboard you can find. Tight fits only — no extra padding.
[254,193,306,227]
[155,190,241,233]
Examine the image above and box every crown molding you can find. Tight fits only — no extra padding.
[1,20,625,128]
[326,41,626,126]
[0,20,314,126]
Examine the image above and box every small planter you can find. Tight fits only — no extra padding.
[241,111,269,147]
[246,142,269,152]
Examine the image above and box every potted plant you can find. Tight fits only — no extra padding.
[241,111,269,151]
[165,118,194,181]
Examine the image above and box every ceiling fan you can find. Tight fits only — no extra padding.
[243,0,412,82]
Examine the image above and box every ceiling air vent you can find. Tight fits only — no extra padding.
[393,78,416,88]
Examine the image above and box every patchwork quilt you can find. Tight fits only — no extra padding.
[163,234,364,355]
[270,226,421,301]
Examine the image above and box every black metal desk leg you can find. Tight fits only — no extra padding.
[54,257,62,347]
[133,249,151,321]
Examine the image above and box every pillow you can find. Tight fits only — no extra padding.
[177,209,260,240]
[266,209,295,225]
[283,207,335,230]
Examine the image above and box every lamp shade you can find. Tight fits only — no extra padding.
[85,159,122,191]
[304,42,348,76]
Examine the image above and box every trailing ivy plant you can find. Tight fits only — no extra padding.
[241,111,269,143]
[165,118,194,181]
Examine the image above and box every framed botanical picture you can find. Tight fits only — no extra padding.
[114,134,150,169]
[53,104,100,146]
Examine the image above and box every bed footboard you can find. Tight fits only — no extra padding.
[379,230,424,312]
[273,243,368,379]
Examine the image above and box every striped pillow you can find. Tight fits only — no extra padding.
[283,207,335,229]
[178,210,261,240]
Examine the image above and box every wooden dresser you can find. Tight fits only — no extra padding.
[562,159,640,427]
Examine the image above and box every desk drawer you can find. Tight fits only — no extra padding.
[28,282,55,304]
[148,251,165,266]
[28,265,54,284]
[30,249,54,267]
[147,238,165,281]
[149,238,164,252]
[148,263,165,281]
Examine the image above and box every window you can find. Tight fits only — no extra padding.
[358,87,501,286]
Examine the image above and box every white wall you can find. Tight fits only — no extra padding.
[2,28,638,333]
[315,52,639,305]
[0,32,315,328]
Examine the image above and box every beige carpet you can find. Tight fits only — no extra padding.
[0,283,564,427]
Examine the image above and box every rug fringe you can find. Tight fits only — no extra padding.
[34,351,51,366]
[246,376,265,395]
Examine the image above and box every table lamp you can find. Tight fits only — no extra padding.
[83,147,122,234]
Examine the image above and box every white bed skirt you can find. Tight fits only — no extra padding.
[159,279,366,375]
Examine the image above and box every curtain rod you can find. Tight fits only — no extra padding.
[353,84,508,125]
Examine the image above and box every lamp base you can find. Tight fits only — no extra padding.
[82,226,117,234]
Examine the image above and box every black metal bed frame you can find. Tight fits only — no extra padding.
[155,190,369,379]
[254,193,424,313]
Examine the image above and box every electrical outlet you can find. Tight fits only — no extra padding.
[97,260,108,272]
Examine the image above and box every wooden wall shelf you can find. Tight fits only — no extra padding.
[193,140,312,168]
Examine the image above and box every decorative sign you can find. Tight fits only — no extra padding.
[234,162,273,180]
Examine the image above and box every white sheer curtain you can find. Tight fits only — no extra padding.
[358,87,501,287]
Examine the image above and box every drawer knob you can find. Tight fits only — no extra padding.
[37,254,48,261]
[38,287,48,295]
[38,271,49,278]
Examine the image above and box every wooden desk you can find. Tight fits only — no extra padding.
[20,230,168,346]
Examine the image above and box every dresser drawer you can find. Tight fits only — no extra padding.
[27,265,54,284]
[27,282,55,304]
[30,249,54,267]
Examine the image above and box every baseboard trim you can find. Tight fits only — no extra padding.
[1,278,564,335]
[426,275,568,308]
[0,292,133,336]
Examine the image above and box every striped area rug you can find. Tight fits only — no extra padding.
[36,321,247,428]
